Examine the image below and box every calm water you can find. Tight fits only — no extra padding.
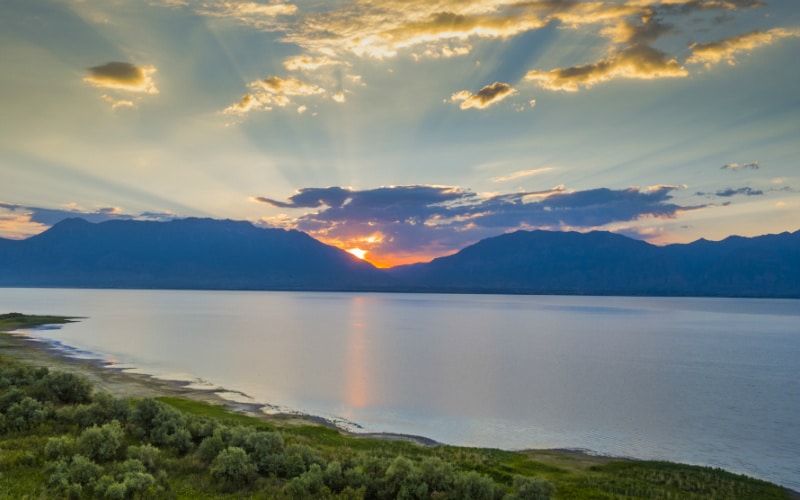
[2,288,798,489]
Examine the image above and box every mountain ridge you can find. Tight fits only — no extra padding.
[1,218,798,297]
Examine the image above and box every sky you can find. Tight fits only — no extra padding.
[1,0,798,267]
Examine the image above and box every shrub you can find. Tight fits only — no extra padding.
[197,432,225,464]
[210,446,256,489]
[452,470,501,500]
[6,396,50,431]
[129,398,188,449]
[249,431,286,475]
[34,371,92,404]
[67,454,103,487]
[79,420,124,463]
[508,475,554,500]
[284,463,329,499]
[127,444,161,471]
[44,436,76,461]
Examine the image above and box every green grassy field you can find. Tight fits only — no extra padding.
[0,313,793,499]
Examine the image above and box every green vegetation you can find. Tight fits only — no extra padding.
[0,314,794,499]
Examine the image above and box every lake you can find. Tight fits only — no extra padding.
[1,288,798,489]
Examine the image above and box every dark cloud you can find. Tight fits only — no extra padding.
[84,62,158,93]
[721,161,760,171]
[714,187,764,197]
[451,82,517,110]
[256,184,702,258]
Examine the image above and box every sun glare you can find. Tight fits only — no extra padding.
[347,248,367,260]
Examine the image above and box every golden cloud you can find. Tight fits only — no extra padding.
[283,55,338,71]
[196,1,297,29]
[223,93,265,115]
[687,28,800,67]
[223,76,328,115]
[256,76,325,96]
[525,44,687,91]
[451,82,517,110]
[84,62,158,94]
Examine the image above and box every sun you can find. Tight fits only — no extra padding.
[347,248,367,260]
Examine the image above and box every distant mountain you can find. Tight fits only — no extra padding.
[1,219,798,297]
[388,229,800,297]
[0,218,387,290]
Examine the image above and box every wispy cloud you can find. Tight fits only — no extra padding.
[688,28,800,68]
[714,187,764,197]
[491,167,554,183]
[721,161,760,171]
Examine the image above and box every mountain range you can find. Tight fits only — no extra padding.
[1,218,798,297]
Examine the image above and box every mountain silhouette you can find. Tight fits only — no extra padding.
[0,218,386,290]
[1,219,798,297]
[388,229,800,297]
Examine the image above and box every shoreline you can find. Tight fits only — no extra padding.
[0,327,441,447]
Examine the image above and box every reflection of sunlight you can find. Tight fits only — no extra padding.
[345,297,369,408]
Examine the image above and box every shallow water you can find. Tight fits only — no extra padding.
[2,288,798,489]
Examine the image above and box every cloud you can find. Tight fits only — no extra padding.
[0,202,175,239]
[283,55,339,71]
[714,187,764,197]
[525,44,688,91]
[223,76,327,115]
[254,183,702,263]
[451,82,517,109]
[100,94,135,110]
[195,1,297,29]
[687,28,800,67]
[721,161,760,171]
[491,167,554,183]
[84,62,158,94]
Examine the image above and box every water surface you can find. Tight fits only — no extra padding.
[2,288,798,489]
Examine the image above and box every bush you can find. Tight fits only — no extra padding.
[67,454,103,487]
[44,436,76,460]
[127,444,161,471]
[508,475,554,500]
[452,470,501,500]
[383,456,428,500]
[6,396,51,431]
[79,420,124,463]
[129,398,188,449]
[284,463,329,499]
[33,371,92,404]
[197,432,225,464]
[249,431,286,475]
[210,446,256,489]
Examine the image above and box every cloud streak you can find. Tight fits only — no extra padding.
[688,28,800,67]
[721,161,760,171]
